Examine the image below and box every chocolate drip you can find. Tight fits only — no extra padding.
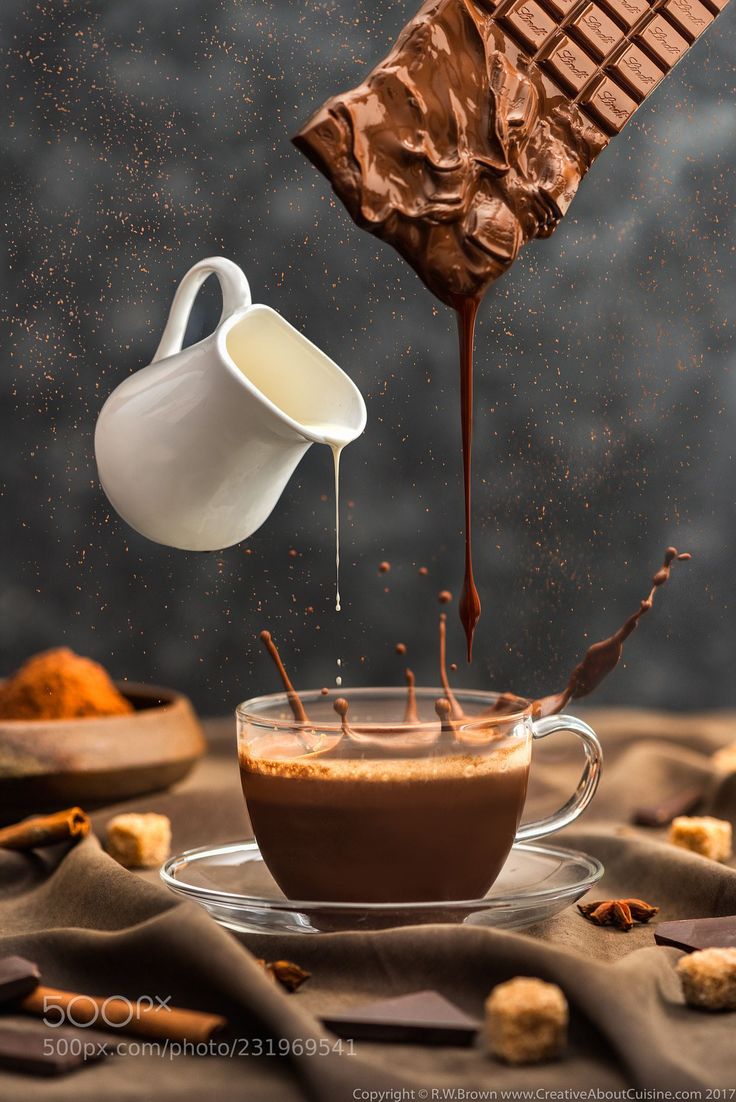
[259,630,309,723]
[439,613,464,719]
[454,295,482,658]
[293,0,725,670]
[404,668,419,724]
[534,547,691,717]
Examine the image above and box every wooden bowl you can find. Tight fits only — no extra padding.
[0,683,206,822]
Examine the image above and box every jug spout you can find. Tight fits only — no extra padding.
[219,303,366,448]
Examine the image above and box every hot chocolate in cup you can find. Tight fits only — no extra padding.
[236,687,601,904]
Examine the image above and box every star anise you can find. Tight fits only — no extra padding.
[578,898,659,931]
[257,958,311,992]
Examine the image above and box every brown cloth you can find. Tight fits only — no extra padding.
[1,707,736,1098]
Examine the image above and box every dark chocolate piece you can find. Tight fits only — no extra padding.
[631,785,703,827]
[654,915,736,952]
[0,1024,110,1076]
[321,989,480,1046]
[0,956,41,1004]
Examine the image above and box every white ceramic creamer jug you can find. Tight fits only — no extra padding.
[94,257,367,550]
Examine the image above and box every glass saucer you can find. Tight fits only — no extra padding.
[161,841,603,935]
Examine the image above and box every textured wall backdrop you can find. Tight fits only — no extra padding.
[1,0,734,714]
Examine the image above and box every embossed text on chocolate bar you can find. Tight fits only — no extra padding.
[610,43,666,98]
[544,36,599,92]
[583,75,639,131]
[571,3,627,58]
[500,0,558,52]
[598,0,651,30]
[636,13,690,65]
[661,0,714,40]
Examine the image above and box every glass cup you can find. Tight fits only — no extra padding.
[236,687,601,904]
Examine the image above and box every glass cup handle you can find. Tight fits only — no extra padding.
[515,714,603,843]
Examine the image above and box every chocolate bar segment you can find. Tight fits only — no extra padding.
[499,0,558,52]
[570,3,627,58]
[543,36,599,93]
[598,0,652,31]
[661,0,714,40]
[610,43,666,99]
[582,75,639,132]
[636,13,690,65]
[538,0,581,18]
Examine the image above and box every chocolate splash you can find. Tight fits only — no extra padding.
[257,546,689,740]
[259,630,309,723]
[439,613,464,719]
[404,668,419,723]
[534,547,691,717]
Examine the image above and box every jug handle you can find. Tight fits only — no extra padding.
[152,257,252,364]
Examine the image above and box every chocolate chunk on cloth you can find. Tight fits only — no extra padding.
[321,990,479,1046]
[294,0,728,306]
[655,915,736,952]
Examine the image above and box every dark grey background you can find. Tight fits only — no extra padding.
[1,0,734,715]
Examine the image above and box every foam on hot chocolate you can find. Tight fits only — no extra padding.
[240,734,530,780]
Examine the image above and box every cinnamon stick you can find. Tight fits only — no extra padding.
[0,808,91,851]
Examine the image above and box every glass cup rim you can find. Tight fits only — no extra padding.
[236,685,533,734]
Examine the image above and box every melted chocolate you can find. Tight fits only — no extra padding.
[404,668,419,723]
[439,613,464,719]
[294,0,723,657]
[259,630,308,723]
[534,547,691,716]
[454,296,482,659]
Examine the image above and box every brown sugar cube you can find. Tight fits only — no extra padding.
[106,813,172,869]
[485,977,568,1064]
[712,744,736,774]
[668,816,733,862]
[677,948,736,1010]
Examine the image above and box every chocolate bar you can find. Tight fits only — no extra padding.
[0,956,41,1004]
[631,785,704,827]
[294,0,729,305]
[0,1023,112,1076]
[321,989,480,1046]
[655,915,736,952]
